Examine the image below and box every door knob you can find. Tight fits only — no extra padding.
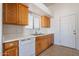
[73,32,76,35]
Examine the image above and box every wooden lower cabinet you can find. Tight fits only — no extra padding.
[3,47,19,56]
[3,40,19,56]
[3,34,54,56]
[35,37,42,55]
[48,34,54,46]
[35,34,54,56]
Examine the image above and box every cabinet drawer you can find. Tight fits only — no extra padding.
[3,40,19,50]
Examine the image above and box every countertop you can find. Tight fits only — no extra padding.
[3,34,51,43]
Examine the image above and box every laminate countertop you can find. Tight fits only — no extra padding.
[3,34,52,43]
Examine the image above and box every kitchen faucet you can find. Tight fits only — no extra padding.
[34,28,39,34]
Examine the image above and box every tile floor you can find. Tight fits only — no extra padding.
[39,45,79,56]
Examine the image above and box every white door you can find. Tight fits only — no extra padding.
[75,14,79,50]
[60,14,76,48]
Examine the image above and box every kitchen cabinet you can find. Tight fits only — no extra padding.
[3,3,17,24]
[48,34,54,46]
[3,40,19,56]
[35,34,54,55]
[41,16,50,28]
[3,47,18,56]
[41,36,48,51]
[18,4,28,25]
[3,3,29,25]
[35,37,42,55]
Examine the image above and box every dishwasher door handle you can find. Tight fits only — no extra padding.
[21,38,31,41]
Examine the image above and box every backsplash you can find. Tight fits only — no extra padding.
[3,24,51,37]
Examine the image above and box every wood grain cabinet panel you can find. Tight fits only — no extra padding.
[48,34,54,46]
[3,40,19,56]
[3,41,19,50]
[3,3,18,24]
[3,3,28,25]
[35,34,54,56]
[18,4,28,25]
[41,16,50,28]
[35,37,42,55]
[3,47,19,56]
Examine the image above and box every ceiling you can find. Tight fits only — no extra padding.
[23,3,48,16]
[23,3,53,16]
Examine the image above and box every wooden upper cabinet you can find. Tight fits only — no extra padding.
[18,4,28,25]
[41,16,50,28]
[3,3,29,25]
[3,3,18,24]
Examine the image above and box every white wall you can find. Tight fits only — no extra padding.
[3,24,52,41]
[3,24,52,36]
[27,3,48,16]
[48,3,79,45]
[0,3,2,56]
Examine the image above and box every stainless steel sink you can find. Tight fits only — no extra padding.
[31,33,44,36]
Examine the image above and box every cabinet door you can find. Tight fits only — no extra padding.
[49,34,54,45]
[41,16,50,28]
[3,47,19,56]
[36,36,49,55]
[41,37,48,51]
[35,35,54,55]
[35,38,42,55]
[46,17,50,27]
[3,3,18,24]
[18,4,28,25]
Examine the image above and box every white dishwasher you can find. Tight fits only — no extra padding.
[19,37,35,56]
